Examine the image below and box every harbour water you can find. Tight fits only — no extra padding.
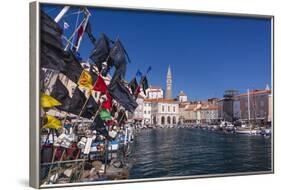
[129,127,272,179]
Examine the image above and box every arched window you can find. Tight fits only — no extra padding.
[173,116,177,124]
[167,116,171,124]
[161,116,165,125]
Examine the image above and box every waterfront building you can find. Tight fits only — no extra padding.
[238,89,271,124]
[144,86,164,99]
[183,103,198,123]
[198,104,219,124]
[143,99,152,125]
[149,98,179,126]
[217,90,239,122]
[177,90,188,102]
[132,95,145,124]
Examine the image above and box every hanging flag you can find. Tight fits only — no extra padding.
[41,93,62,108]
[68,87,87,115]
[141,76,149,95]
[109,40,127,82]
[91,115,111,140]
[60,51,84,83]
[80,95,99,119]
[40,11,66,71]
[108,80,138,113]
[78,70,93,89]
[136,70,142,78]
[146,66,152,74]
[99,109,112,121]
[85,22,96,44]
[90,33,111,72]
[43,115,62,130]
[50,78,71,112]
[102,92,112,110]
[128,77,138,95]
[63,21,70,30]
[93,75,107,93]
[73,19,87,52]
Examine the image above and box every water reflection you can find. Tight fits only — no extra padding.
[129,128,271,179]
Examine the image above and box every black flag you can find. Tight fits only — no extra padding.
[141,76,149,95]
[85,22,96,44]
[68,87,86,115]
[128,77,138,95]
[40,11,66,71]
[60,51,84,83]
[91,115,111,140]
[108,80,138,113]
[109,40,127,82]
[90,33,111,72]
[80,95,99,119]
[50,78,71,112]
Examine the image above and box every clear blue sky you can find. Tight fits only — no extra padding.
[42,4,272,100]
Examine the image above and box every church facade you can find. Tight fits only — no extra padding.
[133,65,181,126]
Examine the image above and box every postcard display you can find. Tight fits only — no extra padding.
[30,1,274,188]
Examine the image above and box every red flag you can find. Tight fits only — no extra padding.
[93,75,107,93]
[134,85,141,98]
[102,92,112,110]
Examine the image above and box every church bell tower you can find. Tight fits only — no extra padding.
[166,64,172,99]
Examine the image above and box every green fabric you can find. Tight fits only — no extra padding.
[99,109,112,120]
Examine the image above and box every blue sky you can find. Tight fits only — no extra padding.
[42,4,272,100]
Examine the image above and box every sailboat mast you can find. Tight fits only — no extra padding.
[54,6,70,23]
[247,89,251,122]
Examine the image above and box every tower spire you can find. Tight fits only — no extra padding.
[166,64,172,99]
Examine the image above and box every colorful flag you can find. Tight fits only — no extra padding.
[50,79,71,112]
[93,75,107,93]
[43,115,62,130]
[102,92,112,110]
[68,87,86,115]
[40,93,62,108]
[78,70,93,89]
[99,109,112,121]
[108,80,138,113]
[80,95,99,119]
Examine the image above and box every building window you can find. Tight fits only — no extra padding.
[260,100,264,107]
[168,106,170,112]
[173,106,175,112]
[162,105,164,112]
[148,111,150,114]
[144,111,146,114]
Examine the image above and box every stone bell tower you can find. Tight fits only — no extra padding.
[165,64,172,99]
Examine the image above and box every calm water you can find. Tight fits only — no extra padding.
[129,128,272,179]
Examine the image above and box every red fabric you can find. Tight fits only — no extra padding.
[93,75,107,93]
[102,92,112,110]
[135,85,141,97]
[77,25,84,40]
